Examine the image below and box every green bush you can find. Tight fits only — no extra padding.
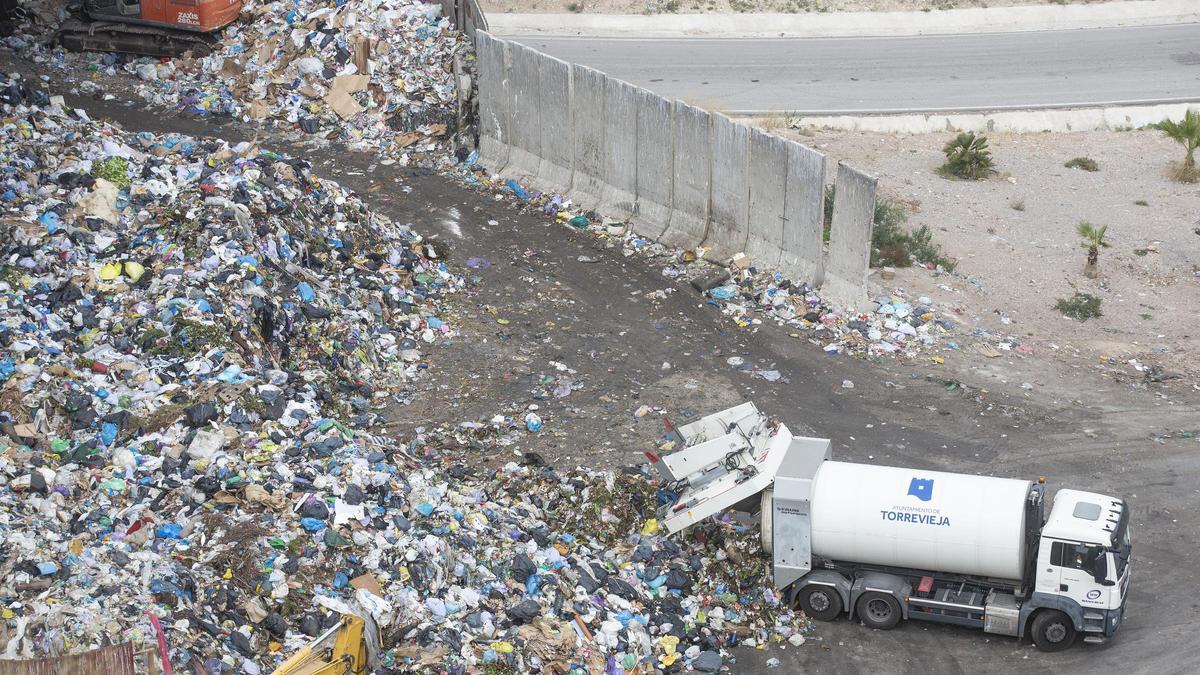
[823,188,955,270]
[1152,109,1200,183]
[1055,293,1103,321]
[937,132,996,180]
[1064,156,1099,172]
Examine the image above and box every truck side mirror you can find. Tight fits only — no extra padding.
[1092,553,1115,586]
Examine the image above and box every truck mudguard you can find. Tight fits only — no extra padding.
[788,570,852,613]
[1018,592,1085,637]
[851,572,912,621]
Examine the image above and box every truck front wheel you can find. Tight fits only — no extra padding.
[856,592,902,630]
[1031,610,1077,652]
[798,585,843,621]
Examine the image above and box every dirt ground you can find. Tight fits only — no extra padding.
[779,126,1200,390]
[481,0,1099,16]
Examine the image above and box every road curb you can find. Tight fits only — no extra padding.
[760,101,1200,134]
[488,0,1200,38]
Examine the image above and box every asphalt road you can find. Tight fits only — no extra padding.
[507,23,1200,114]
[18,50,1200,674]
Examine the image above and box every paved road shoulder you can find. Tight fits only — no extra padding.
[489,0,1199,38]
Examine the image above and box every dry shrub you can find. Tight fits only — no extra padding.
[1168,162,1200,184]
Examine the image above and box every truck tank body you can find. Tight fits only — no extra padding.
[810,461,1031,580]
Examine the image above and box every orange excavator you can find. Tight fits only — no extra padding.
[55,0,242,58]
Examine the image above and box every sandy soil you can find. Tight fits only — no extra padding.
[780,126,1200,382]
[481,0,1100,16]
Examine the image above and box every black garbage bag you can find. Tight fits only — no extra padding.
[606,577,638,600]
[507,599,541,624]
[184,402,218,428]
[510,553,536,582]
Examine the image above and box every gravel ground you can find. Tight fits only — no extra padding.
[481,0,1100,16]
[783,126,1200,384]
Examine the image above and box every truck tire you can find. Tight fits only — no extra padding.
[797,584,843,622]
[856,592,902,630]
[1031,610,1077,652]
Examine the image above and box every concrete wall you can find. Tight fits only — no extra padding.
[505,42,542,181]
[568,65,607,209]
[705,113,750,260]
[781,143,826,286]
[439,0,488,39]
[744,129,788,271]
[743,131,827,285]
[535,54,574,192]
[600,77,639,217]
[475,31,509,172]
[823,163,877,309]
[632,86,673,235]
[474,31,876,306]
[660,101,711,250]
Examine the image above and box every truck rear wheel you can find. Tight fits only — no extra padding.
[797,585,843,621]
[1031,610,1077,652]
[856,592,902,630]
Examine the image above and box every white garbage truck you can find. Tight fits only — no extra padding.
[650,402,1131,652]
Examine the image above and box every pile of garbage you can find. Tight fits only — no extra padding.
[701,275,955,360]
[0,76,810,672]
[8,0,469,165]
[463,170,960,362]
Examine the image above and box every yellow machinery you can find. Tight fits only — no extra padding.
[271,615,368,675]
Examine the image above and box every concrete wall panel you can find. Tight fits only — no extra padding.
[504,43,542,181]
[781,142,826,285]
[744,129,788,270]
[705,113,750,259]
[660,101,711,250]
[823,162,877,309]
[599,76,639,217]
[474,40,871,292]
[475,32,509,172]
[567,65,606,209]
[632,88,673,236]
[535,54,574,192]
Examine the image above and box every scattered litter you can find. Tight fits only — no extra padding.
[458,170,983,365]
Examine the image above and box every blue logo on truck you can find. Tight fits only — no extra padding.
[880,478,948,527]
[908,477,934,502]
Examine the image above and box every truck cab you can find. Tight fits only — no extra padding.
[1027,489,1131,649]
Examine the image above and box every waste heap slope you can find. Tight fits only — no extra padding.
[0,76,810,673]
[8,0,471,165]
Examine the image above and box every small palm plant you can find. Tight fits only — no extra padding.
[1077,221,1111,279]
[1152,109,1200,183]
[938,132,996,180]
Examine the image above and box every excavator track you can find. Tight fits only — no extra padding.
[57,18,219,58]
